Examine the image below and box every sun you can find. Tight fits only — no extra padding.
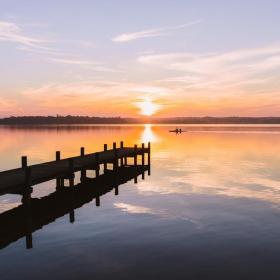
[136,99,159,116]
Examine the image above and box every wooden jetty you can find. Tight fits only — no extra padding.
[0,141,151,196]
[0,164,150,250]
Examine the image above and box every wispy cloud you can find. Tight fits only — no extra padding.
[0,20,108,72]
[47,57,100,66]
[0,20,47,47]
[112,19,202,43]
[138,44,280,92]
[46,57,124,73]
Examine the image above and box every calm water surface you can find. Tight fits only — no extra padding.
[1,125,280,279]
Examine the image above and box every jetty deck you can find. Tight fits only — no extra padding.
[0,141,151,195]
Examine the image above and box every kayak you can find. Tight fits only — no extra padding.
[169,130,187,133]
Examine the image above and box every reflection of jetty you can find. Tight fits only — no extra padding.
[0,142,151,250]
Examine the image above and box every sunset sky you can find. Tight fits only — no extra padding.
[0,0,280,117]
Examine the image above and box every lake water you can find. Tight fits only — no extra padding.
[1,125,280,279]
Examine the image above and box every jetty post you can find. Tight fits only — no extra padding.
[120,141,124,166]
[69,185,75,223]
[55,151,63,189]
[95,152,100,177]
[56,151,61,161]
[68,158,74,187]
[148,142,151,175]
[80,147,87,182]
[103,144,108,172]
[22,165,33,249]
[134,144,137,166]
[133,144,138,184]
[21,156,27,169]
[96,196,100,207]
[141,143,145,166]
[142,143,145,179]
[113,142,118,171]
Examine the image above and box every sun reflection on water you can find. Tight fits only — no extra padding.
[141,124,158,143]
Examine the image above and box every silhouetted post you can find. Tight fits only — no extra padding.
[134,174,138,184]
[22,167,32,210]
[56,151,60,161]
[115,186,119,195]
[81,170,86,182]
[21,156,27,169]
[21,156,28,180]
[69,184,75,223]
[124,156,128,166]
[55,151,62,189]
[69,177,74,188]
[25,230,33,249]
[120,141,124,166]
[148,142,151,164]
[69,158,74,186]
[22,166,33,249]
[69,158,74,172]
[25,204,33,249]
[56,177,62,190]
[113,142,118,171]
[134,144,137,166]
[79,147,85,183]
[96,196,100,207]
[141,143,145,166]
[24,165,31,187]
[95,153,100,177]
[103,144,108,172]
[69,209,75,223]
[148,142,151,175]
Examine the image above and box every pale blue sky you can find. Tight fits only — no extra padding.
[0,0,280,116]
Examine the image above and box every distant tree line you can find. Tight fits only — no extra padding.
[1,116,280,124]
[0,116,129,124]
[152,117,280,124]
